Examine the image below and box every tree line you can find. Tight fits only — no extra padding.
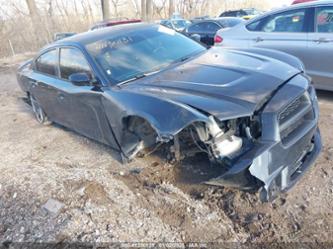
[0,0,271,58]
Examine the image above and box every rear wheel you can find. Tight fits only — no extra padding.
[29,94,51,125]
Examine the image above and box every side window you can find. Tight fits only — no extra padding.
[35,49,58,76]
[261,9,306,33]
[238,11,246,17]
[222,12,232,17]
[59,48,92,80]
[246,20,261,31]
[206,22,221,32]
[188,23,201,32]
[162,21,172,29]
[315,6,333,33]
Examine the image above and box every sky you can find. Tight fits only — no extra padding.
[269,0,294,8]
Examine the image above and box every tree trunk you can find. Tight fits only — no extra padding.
[146,0,152,22]
[25,0,43,48]
[169,0,174,18]
[141,0,146,21]
[101,0,111,20]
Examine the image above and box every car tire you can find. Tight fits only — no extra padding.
[29,95,52,125]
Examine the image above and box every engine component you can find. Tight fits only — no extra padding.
[206,116,243,159]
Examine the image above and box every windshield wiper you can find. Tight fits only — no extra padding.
[117,68,163,86]
[117,73,147,86]
[172,50,204,65]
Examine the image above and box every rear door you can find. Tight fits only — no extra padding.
[249,8,310,63]
[31,48,71,126]
[305,6,333,90]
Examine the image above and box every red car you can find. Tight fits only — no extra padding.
[90,18,141,30]
[292,0,315,4]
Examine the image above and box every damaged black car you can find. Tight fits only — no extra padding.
[16,24,321,201]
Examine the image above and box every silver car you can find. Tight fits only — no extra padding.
[215,0,333,91]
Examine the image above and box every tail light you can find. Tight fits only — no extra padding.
[214,35,223,44]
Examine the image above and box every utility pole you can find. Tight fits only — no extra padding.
[101,0,111,20]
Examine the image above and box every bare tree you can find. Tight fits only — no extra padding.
[146,0,152,21]
[169,0,174,18]
[141,0,146,20]
[25,0,46,46]
[111,0,125,17]
[129,0,140,17]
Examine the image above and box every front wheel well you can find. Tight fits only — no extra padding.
[122,115,159,148]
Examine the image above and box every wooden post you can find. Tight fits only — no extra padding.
[8,40,15,57]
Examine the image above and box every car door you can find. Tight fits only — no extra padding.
[248,8,310,63]
[58,47,117,146]
[305,6,333,90]
[31,48,72,126]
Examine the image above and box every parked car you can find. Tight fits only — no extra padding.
[16,24,321,201]
[185,17,245,46]
[53,32,76,41]
[219,8,263,20]
[215,0,333,91]
[89,18,141,30]
[191,15,211,22]
[292,0,316,4]
[160,19,189,32]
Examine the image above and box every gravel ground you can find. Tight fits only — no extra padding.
[0,55,332,246]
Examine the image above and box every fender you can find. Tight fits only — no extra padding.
[101,88,210,149]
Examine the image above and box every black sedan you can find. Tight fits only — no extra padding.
[17,24,321,201]
[184,17,244,46]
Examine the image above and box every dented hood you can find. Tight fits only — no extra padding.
[124,48,301,120]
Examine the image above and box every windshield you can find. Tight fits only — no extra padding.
[245,9,261,15]
[171,20,187,29]
[219,18,244,27]
[86,26,205,84]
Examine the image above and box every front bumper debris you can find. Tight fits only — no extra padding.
[206,74,322,201]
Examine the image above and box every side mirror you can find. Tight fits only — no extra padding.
[191,34,201,42]
[68,72,91,86]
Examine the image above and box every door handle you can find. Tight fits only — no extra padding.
[254,37,264,43]
[313,38,333,43]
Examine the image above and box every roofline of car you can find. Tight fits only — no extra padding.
[248,0,333,24]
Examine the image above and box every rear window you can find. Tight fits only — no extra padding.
[246,20,261,31]
[315,6,333,33]
[218,18,244,28]
[35,49,58,76]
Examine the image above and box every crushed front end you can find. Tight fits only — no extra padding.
[201,74,321,201]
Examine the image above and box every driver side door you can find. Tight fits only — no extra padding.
[58,47,116,146]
